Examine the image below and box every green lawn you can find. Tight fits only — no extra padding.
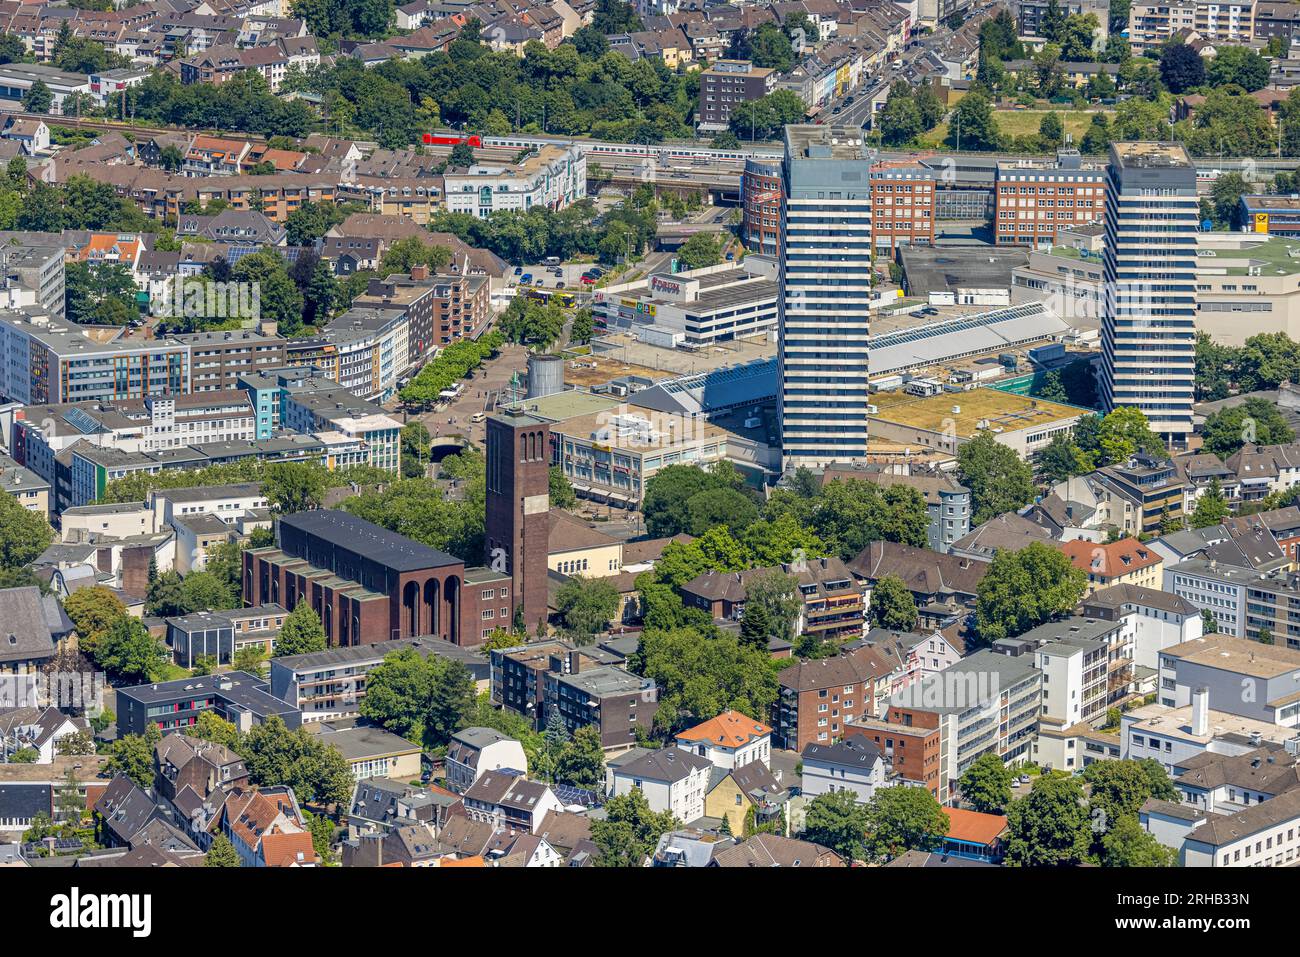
[918,108,1112,149]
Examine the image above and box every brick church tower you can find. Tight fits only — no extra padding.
[484,408,550,635]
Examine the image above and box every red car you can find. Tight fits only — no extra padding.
[581,275,596,285]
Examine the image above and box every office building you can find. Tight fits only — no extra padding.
[870,164,937,253]
[778,126,874,470]
[1157,634,1300,726]
[592,257,779,346]
[1100,143,1198,446]
[994,150,1107,247]
[741,158,783,257]
[0,311,189,406]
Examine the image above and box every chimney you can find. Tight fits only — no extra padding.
[411,264,429,281]
[1191,687,1209,737]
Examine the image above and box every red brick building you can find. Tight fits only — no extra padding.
[243,510,468,647]
[774,649,879,752]
[994,150,1106,247]
[741,158,782,257]
[845,716,943,800]
[870,163,936,254]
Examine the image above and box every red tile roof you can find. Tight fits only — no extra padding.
[675,710,771,749]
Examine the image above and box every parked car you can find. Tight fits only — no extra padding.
[520,273,533,284]
[581,275,595,284]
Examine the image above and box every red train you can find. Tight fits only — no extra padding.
[422,132,482,147]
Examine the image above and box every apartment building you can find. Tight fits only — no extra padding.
[543,663,659,752]
[774,648,880,751]
[279,385,401,473]
[1015,615,1134,729]
[610,747,713,822]
[269,636,489,724]
[443,145,586,217]
[116,671,300,736]
[1128,0,1255,54]
[1081,581,1204,673]
[885,651,1042,802]
[844,716,944,799]
[1059,536,1163,594]
[697,59,777,132]
[778,126,874,469]
[1183,789,1300,867]
[175,329,287,394]
[681,556,867,642]
[995,150,1107,248]
[1100,142,1198,446]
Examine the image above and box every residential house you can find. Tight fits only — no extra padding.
[800,737,886,803]
[445,727,529,794]
[674,710,772,770]
[609,747,713,823]
[702,761,788,837]
[461,771,564,835]
[710,832,846,867]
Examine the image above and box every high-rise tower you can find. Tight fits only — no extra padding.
[484,408,550,634]
[1100,142,1197,447]
[778,126,874,470]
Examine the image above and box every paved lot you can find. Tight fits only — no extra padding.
[388,340,531,451]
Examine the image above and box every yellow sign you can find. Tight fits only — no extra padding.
[1255,213,1270,234]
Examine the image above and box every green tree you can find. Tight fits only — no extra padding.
[630,627,778,735]
[1201,397,1295,458]
[675,231,724,270]
[1207,45,1270,92]
[549,466,577,509]
[1100,813,1176,866]
[0,493,54,571]
[275,602,328,657]
[555,724,605,790]
[569,308,594,345]
[956,431,1037,525]
[1039,110,1064,148]
[870,574,919,631]
[205,834,241,867]
[592,787,677,866]
[63,586,128,653]
[742,570,802,643]
[1004,773,1093,866]
[803,789,871,862]
[1159,42,1205,94]
[865,784,950,863]
[105,730,157,788]
[146,570,186,618]
[958,752,1014,813]
[975,542,1088,644]
[193,711,242,751]
[739,599,773,651]
[643,463,746,538]
[21,79,52,113]
[263,461,329,513]
[1189,478,1230,529]
[554,576,620,640]
[93,617,168,685]
[946,88,1001,151]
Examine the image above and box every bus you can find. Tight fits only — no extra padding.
[524,288,576,309]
